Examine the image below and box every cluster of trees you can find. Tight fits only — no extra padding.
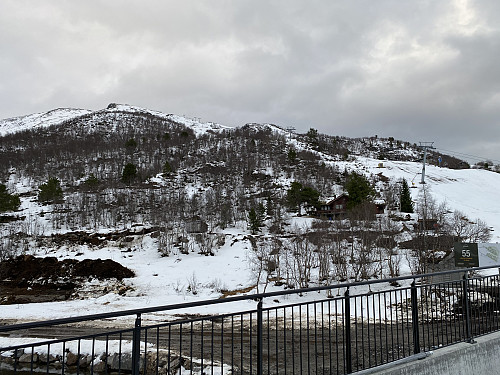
[249,216,403,293]
[403,186,491,274]
[286,181,320,214]
[0,111,492,287]
[0,116,347,239]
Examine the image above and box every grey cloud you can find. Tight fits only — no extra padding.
[1,0,500,162]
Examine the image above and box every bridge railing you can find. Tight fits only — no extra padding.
[1,265,499,374]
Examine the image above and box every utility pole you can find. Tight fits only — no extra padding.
[419,142,434,184]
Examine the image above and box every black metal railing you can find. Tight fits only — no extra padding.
[1,265,500,374]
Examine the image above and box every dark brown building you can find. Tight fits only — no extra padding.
[315,194,349,219]
[314,195,386,219]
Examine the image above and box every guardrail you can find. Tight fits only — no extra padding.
[1,265,499,374]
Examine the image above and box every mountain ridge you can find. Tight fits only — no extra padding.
[0,103,472,170]
[0,103,232,137]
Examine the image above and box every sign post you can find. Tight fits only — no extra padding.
[454,243,479,268]
[454,243,500,268]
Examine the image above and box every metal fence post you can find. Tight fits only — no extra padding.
[132,313,142,375]
[256,298,263,375]
[344,287,352,374]
[411,280,421,354]
[463,271,474,343]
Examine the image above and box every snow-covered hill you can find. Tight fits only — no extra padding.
[0,108,92,136]
[2,157,499,322]
[0,104,499,323]
[0,104,232,137]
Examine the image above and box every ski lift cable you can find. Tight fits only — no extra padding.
[433,147,500,165]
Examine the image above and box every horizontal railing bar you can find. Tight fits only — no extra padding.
[144,308,257,329]
[0,327,135,353]
[262,295,346,312]
[1,265,497,333]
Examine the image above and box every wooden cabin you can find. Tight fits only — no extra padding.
[315,194,349,219]
[314,194,386,219]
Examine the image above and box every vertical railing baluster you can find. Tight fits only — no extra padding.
[307,303,311,375]
[240,313,244,375]
[190,322,194,375]
[267,310,270,375]
[13,348,18,374]
[210,320,214,375]
[221,318,224,375]
[276,308,279,375]
[358,295,362,369]
[257,298,263,375]
[291,305,296,375]
[118,332,123,375]
[344,287,352,374]
[231,316,234,373]
[47,344,51,375]
[132,313,142,375]
[61,342,66,375]
[143,328,148,375]
[411,280,420,354]
[155,328,159,375]
[201,320,205,371]
[283,307,287,375]
[463,271,474,343]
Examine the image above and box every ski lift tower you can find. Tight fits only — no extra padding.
[419,142,435,184]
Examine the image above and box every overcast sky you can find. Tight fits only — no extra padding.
[1,0,500,163]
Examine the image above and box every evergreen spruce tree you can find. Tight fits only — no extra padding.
[287,148,297,163]
[257,202,266,223]
[400,178,414,213]
[300,186,320,209]
[345,172,374,209]
[38,177,63,203]
[248,208,261,234]
[265,197,274,217]
[0,184,21,212]
[125,138,137,148]
[83,173,99,189]
[306,128,320,149]
[306,128,318,141]
[286,181,320,214]
[286,181,303,212]
[121,163,137,184]
[163,161,173,174]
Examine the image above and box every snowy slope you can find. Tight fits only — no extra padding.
[357,158,500,241]
[2,156,500,323]
[0,108,92,136]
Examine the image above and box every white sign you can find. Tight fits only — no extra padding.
[478,243,500,266]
